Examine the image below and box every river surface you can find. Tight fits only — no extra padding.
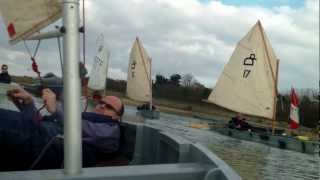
[0,86,319,180]
[124,106,320,180]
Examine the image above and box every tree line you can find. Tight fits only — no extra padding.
[106,73,319,129]
[106,73,211,102]
[11,74,319,129]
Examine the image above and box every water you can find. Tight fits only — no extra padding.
[0,85,319,180]
[125,106,320,180]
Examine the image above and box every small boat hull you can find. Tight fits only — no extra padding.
[137,109,160,119]
[0,121,241,180]
[214,127,319,154]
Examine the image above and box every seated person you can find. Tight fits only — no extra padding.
[228,113,252,131]
[137,102,156,111]
[0,88,124,171]
[0,64,11,84]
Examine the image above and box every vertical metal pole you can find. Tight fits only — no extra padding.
[63,0,82,175]
[149,58,153,110]
[272,60,280,135]
[258,21,278,135]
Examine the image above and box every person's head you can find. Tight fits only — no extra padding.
[236,113,245,120]
[93,96,124,121]
[1,64,8,73]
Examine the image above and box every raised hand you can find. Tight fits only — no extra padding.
[7,88,34,105]
[42,88,57,113]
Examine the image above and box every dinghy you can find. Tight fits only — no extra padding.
[127,37,160,119]
[87,36,110,98]
[206,20,319,154]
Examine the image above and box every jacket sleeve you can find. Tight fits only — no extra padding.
[45,104,64,125]
[20,101,40,125]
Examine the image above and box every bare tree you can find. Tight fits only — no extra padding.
[181,74,194,87]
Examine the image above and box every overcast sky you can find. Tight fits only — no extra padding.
[0,0,318,92]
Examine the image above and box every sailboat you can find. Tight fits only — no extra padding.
[0,0,240,179]
[126,37,160,119]
[206,20,319,154]
[87,38,110,100]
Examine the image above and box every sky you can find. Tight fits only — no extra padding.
[0,0,318,92]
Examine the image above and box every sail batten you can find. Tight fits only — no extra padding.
[0,0,62,44]
[126,37,152,102]
[207,21,278,119]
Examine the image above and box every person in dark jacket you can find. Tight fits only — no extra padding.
[137,102,156,111]
[0,64,11,83]
[0,87,124,170]
[228,113,252,131]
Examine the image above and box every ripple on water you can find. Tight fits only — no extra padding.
[143,111,320,180]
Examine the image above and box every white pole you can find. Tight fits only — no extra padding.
[63,0,82,175]
[149,58,152,110]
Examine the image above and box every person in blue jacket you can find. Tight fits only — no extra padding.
[0,87,124,170]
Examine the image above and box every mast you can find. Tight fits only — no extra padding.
[272,60,280,134]
[149,58,152,110]
[257,21,278,135]
[136,37,152,105]
[62,0,82,175]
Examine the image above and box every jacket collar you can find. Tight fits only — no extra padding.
[82,112,119,124]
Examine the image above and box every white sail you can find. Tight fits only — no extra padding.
[88,44,110,90]
[207,21,278,119]
[0,0,62,44]
[126,37,152,102]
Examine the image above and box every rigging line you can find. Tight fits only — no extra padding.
[23,40,43,83]
[57,37,64,74]
[33,40,42,58]
[82,0,86,65]
[136,38,152,87]
[23,40,33,57]
[23,40,47,124]
[29,134,61,170]
[33,103,47,124]
[82,0,90,112]
[23,40,41,58]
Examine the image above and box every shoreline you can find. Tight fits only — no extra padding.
[110,91,318,140]
[8,77,318,140]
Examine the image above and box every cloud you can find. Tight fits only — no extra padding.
[0,0,318,92]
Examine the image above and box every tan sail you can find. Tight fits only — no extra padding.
[0,0,62,44]
[207,21,278,119]
[126,37,152,102]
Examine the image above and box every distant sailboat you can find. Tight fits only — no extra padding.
[126,37,159,119]
[208,20,278,122]
[207,21,319,154]
[88,40,110,98]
